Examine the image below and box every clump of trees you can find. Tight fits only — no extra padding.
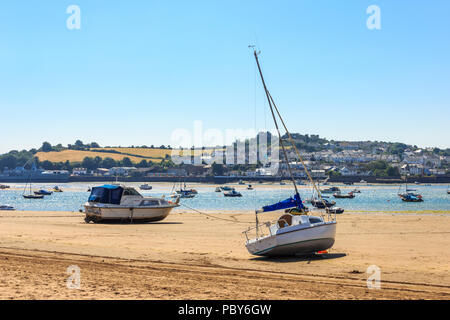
[38,140,102,153]
[0,150,35,170]
[362,160,400,177]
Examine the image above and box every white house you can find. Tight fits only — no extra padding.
[108,167,137,176]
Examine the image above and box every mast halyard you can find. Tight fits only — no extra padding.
[253,50,300,198]
[267,91,329,210]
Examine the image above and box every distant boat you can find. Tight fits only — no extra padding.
[280,181,286,185]
[224,190,242,197]
[343,182,354,186]
[0,205,15,211]
[360,180,367,183]
[0,184,10,189]
[23,194,44,199]
[326,207,344,214]
[53,186,63,192]
[399,193,423,202]
[310,198,336,208]
[178,191,196,198]
[140,184,152,190]
[175,182,197,195]
[34,189,53,196]
[321,187,340,194]
[247,184,254,190]
[220,186,233,191]
[238,180,245,185]
[22,160,45,199]
[215,187,222,192]
[398,179,424,202]
[351,188,361,193]
[333,192,355,199]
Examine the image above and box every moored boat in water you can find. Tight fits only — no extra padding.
[140,184,153,190]
[34,189,53,196]
[333,192,355,199]
[320,187,340,194]
[224,190,242,197]
[398,179,424,202]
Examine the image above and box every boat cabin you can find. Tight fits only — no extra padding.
[271,214,324,235]
[88,185,171,207]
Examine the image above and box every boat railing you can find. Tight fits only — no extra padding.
[243,218,290,242]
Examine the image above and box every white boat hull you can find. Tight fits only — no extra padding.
[246,222,337,256]
[84,203,175,223]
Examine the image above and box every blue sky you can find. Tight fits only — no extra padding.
[0,0,449,153]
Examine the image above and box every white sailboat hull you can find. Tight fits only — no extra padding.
[84,203,176,223]
[246,222,337,256]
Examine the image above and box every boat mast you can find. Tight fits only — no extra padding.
[252,49,329,211]
[253,50,299,196]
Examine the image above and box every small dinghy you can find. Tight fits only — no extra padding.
[140,184,152,190]
[53,186,63,193]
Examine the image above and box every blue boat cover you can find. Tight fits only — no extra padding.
[88,185,124,205]
[261,193,304,213]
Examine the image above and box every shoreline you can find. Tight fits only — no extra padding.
[0,209,449,299]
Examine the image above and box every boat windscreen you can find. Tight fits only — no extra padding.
[88,186,124,205]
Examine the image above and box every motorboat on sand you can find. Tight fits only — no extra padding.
[84,184,179,223]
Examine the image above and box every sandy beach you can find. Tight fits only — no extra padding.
[0,209,449,299]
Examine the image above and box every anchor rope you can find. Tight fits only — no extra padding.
[179,203,253,225]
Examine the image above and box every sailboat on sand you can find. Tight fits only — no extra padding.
[243,49,337,257]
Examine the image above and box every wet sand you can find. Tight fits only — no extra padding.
[0,209,449,299]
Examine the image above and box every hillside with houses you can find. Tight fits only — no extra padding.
[0,135,449,182]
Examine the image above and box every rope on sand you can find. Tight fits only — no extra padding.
[179,203,253,225]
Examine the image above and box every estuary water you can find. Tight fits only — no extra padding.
[1,182,449,213]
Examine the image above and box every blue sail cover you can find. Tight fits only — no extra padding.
[88,185,124,205]
[261,193,304,213]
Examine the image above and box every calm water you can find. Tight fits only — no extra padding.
[1,182,449,213]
